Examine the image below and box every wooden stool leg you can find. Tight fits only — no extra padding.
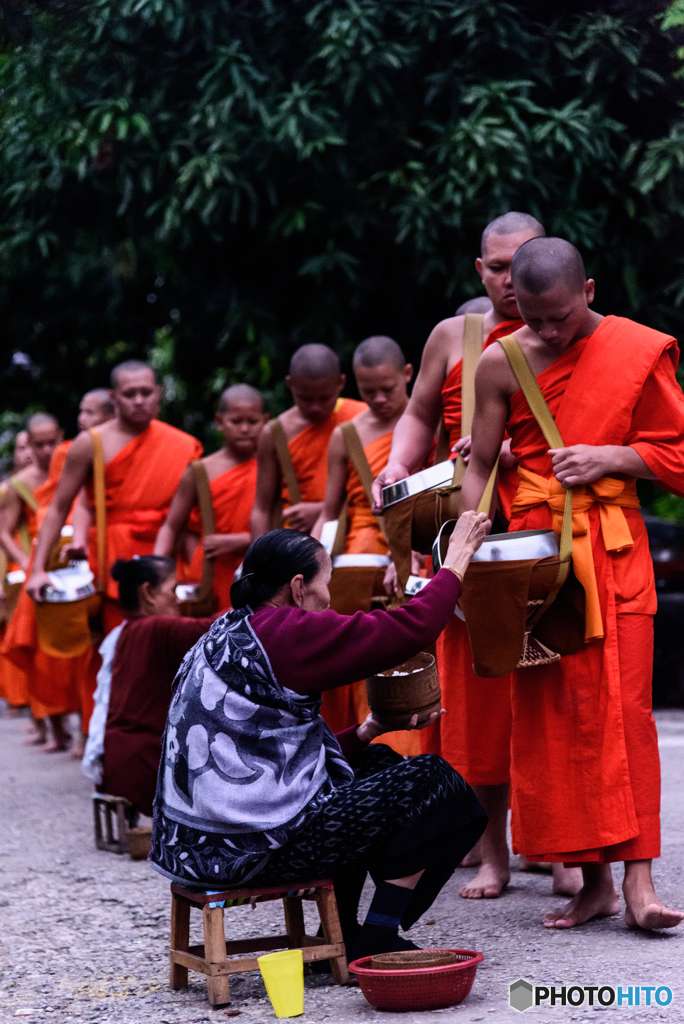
[169,895,190,990]
[317,887,349,984]
[93,800,103,848]
[203,905,231,1006]
[283,896,305,948]
[115,801,128,850]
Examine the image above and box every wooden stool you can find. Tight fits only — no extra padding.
[169,878,349,1006]
[92,793,138,854]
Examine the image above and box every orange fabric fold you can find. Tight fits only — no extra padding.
[512,470,640,641]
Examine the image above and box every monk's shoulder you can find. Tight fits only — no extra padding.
[336,398,366,422]
[602,314,676,352]
[426,316,464,354]
[150,419,203,453]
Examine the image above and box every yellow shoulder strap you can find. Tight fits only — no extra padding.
[270,418,303,506]
[9,475,38,512]
[340,421,388,544]
[190,460,216,601]
[497,335,572,568]
[89,429,108,592]
[460,312,485,437]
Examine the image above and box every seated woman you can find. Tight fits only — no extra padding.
[150,515,489,960]
[82,555,217,816]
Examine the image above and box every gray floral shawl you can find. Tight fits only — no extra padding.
[156,608,354,842]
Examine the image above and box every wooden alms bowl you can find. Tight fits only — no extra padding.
[365,652,441,729]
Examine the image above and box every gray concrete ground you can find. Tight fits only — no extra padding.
[0,710,682,1024]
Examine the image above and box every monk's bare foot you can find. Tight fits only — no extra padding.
[518,855,552,874]
[43,736,70,753]
[24,727,47,746]
[69,734,86,760]
[459,840,482,868]
[544,867,619,928]
[459,858,510,899]
[552,864,583,897]
[623,860,684,931]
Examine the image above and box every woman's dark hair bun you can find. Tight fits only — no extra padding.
[230,530,323,610]
[111,555,176,612]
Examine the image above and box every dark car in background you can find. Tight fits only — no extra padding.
[644,514,684,708]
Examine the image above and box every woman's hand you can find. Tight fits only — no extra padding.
[443,510,489,578]
[356,708,445,744]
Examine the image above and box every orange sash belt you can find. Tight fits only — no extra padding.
[511,469,640,641]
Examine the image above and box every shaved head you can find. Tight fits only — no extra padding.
[481,212,545,257]
[455,296,493,316]
[218,383,263,412]
[27,412,59,433]
[83,388,115,418]
[111,359,156,389]
[353,335,406,371]
[289,344,341,381]
[511,237,586,296]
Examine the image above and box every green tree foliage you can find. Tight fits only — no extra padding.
[0,0,683,449]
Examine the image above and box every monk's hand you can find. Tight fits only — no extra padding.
[282,502,322,532]
[59,542,87,564]
[203,533,237,559]
[549,445,616,488]
[499,438,518,469]
[444,511,489,576]
[383,561,398,596]
[26,569,52,602]
[451,435,471,461]
[371,461,411,515]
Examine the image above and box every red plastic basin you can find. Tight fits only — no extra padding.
[348,948,484,1012]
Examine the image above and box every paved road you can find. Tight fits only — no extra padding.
[0,710,682,1024]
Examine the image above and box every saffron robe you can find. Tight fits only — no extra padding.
[86,420,202,630]
[1,463,82,718]
[179,458,258,610]
[320,430,422,757]
[437,319,522,783]
[506,315,684,861]
[280,398,366,508]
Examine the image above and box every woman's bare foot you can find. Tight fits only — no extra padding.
[459,856,511,899]
[552,864,583,896]
[623,859,684,931]
[544,865,619,928]
[459,840,482,868]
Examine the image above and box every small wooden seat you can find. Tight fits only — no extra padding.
[169,878,349,1006]
[92,793,139,854]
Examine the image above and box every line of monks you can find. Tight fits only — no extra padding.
[1,211,683,934]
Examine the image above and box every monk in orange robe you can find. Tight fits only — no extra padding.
[372,213,578,901]
[251,344,365,539]
[0,431,35,712]
[3,393,115,751]
[27,361,202,639]
[461,235,684,931]
[313,335,421,753]
[156,384,268,609]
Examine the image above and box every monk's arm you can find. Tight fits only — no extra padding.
[458,351,510,515]
[251,425,279,539]
[27,433,93,599]
[312,427,348,540]
[371,325,451,511]
[0,487,28,569]
[154,466,197,556]
[549,445,657,488]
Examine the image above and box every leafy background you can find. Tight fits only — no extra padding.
[1,0,684,518]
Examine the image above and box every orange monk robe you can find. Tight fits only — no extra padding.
[86,420,203,632]
[0,516,29,708]
[1,459,82,718]
[178,458,258,610]
[280,398,367,508]
[436,319,523,782]
[506,315,684,862]
[319,432,425,754]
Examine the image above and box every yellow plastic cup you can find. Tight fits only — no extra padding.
[258,948,304,1018]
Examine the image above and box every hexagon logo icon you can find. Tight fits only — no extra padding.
[510,978,534,1012]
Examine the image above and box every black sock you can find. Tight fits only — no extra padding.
[349,881,421,960]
